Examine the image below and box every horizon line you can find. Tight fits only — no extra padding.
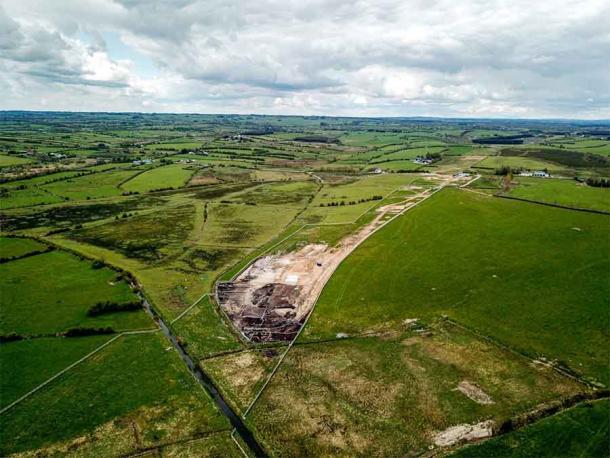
[1,109,609,123]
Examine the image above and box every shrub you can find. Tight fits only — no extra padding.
[64,327,114,337]
[0,333,24,343]
[87,300,142,316]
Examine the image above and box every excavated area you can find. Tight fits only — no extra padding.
[216,195,423,343]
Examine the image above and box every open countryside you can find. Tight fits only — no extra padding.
[1,112,608,457]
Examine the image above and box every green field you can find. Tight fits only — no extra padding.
[0,335,111,408]
[250,321,581,456]
[304,189,609,385]
[0,333,228,456]
[475,155,564,172]
[227,181,318,207]
[0,250,150,335]
[71,204,195,263]
[370,146,445,163]
[368,160,424,171]
[1,186,65,209]
[2,113,609,457]
[147,141,203,151]
[121,164,194,193]
[171,296,242,359]
[203,349,279,415]
[204,202,303,247]
[41,170,139,200]
[0,236,47,259]
[506,178,610,212]
[0,154,32,167]
[549,139,610,157]
[452,400,610,457]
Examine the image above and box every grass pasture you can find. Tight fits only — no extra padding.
[203,349,280,414]
[204,202,301,248]
[1,186,64,209]
[120,164,194,193]
[226,180,318,207]
[0,154,32,167]
[0,250,149,335]
[0,335,111,409]
[301,174,424,224]
[0,236,47,259]
[500,147,610,169]
[250,321,581,456]
[0,333,228,456]
[41,169,139,200]
[171,296,242,359]
[304,188,609,385]
[452,399,610,457]
[367,160,423,171]
[475,155,564,172]
[70,204,195,263]
[154,432,243,457]
[549,139,610,157]
[0,196,162,233]
[370,146,445,163]
[506,177,610,213]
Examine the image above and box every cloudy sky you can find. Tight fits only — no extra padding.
[1,0,609,118]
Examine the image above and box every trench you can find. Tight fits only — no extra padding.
[140,297,267,457]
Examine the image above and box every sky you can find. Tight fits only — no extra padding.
[0,0,609,118]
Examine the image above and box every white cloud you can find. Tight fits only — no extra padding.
[0,0,608,117]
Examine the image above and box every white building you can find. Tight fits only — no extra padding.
[532,171,550,178]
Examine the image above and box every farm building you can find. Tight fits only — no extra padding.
[413,156,432,165]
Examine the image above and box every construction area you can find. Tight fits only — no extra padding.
[216,186,442,342]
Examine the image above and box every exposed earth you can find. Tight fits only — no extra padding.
[216,179,467,342]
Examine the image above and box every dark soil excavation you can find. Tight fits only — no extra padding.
[217,281,304,342]
[216,184,445,343]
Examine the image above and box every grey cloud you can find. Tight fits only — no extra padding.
[0,0,608,117]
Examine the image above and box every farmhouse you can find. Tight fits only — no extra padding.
[532,170,550,177]
[413,156,432,165]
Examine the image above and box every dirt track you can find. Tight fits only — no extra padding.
[217,176,463,342]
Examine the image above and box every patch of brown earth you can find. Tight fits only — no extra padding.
[217,186,440,342]
[189,175,220,186]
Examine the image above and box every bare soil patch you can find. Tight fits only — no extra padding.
[433,420,494,447]
[217,190,434,342]
[456,380,494,404]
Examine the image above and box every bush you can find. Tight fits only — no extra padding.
[0,333,23,343]
[64,327,114,337]
[585,177,610,188]
[87,300,142,316]
[495,166,513,176]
